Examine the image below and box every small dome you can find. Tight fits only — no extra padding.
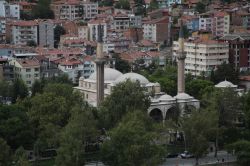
[88,68,123,82]
[114,72,149,85]
[174,93,194,100]
[215,80,237,88]
[159,94,175,101]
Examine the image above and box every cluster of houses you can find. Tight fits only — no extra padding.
[0,0,250,90]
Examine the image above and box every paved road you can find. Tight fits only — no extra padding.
[161,151,237,166]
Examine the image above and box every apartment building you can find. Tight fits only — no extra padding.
[82,2,98,20]
[0,1,20,19]
[11,21,38,46]
[11,58,40,88]
[0,17,6,43]
[143,16,170,44]
[220,33,250,71]
[52,0,98,21]
[173,38,229,76]
[0,58,14,82]
[212,11,230,37]
[78,25,89,39]
[39,20,54,48]
[199,13,212,31]
[88,19,108,41]
[111,14,142,30]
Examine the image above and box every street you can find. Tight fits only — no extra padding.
[161,151,237,166]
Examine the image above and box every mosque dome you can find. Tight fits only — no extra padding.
[114,72,149,85]
[88,68,123,82]
[215,80,237,88]
[174,93,194,100]
[159,94,175,101]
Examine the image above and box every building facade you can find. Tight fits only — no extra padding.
[173,39,229,76]
[38,20,54,48]
[0,1,20,19]
[10,58,40,88]
[11,21,38,46]
[143,16,170,44]
[220,33,250,71]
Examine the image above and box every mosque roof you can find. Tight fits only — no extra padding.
[114,72,150,85]
[215,80,237,88]
[174,93,194,100]
[158,94,175,101]
[88,68,123,82]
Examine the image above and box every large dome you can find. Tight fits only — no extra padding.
[88,68,123,82]
[215,80,237,88]
[114,72,149,85]
[174,93,194,100]
[158,94,175,101]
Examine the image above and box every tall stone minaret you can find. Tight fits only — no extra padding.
[95,25,105,106]
[177,20,186,94]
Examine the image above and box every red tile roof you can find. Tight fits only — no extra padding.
[11,20,38,26]
[17,59,40,68]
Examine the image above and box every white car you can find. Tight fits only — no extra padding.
[180,151,194,159]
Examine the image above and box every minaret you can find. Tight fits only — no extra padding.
[95,25,105,106]
[177,20,186,94]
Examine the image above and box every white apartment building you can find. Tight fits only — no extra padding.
[10,58,40,88]
[0,17,6,43]
[199,14,212,31]
[78,25,89,39]
[82,2,98,20]
[0,1,20,19]
[11,21,38,46]
[173,39,229,76]
[88,19,107,41]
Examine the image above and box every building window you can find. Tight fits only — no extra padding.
[35,68,39,71]
[26,81,31,85]
[26,68,31,72]
[35,74,39,77]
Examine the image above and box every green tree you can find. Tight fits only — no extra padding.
[56,106,98,166]
[202,88,241,157]
[210,62,239,84]
[227,140,250,166]
[101,111,165,166]
[182,110,217,165]
[0,104,34,149]
[115,0,130,10]
[100,80,150,129]
[12,78,29,103]
[0,137,12,166]
[148,0,158,11]
[134,0,146,16]
[28,92,69,147]
[54,25,66,48]
[0,81,13,98]
[195,2,206,13]
[186,79,214,99]
[31,0,54,19]
[31,79,44,96]
[14,146,31,166]
[113,53,131,73]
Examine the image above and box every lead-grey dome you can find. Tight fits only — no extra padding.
[88,68,123,82]
[114,72,149,85]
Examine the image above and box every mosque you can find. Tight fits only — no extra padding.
[74,22,200,121]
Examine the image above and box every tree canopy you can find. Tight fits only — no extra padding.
[100,80,150,129]
[101,110,165,166]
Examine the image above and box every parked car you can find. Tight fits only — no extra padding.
[180,151,194,159]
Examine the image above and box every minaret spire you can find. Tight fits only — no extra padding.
[177,19,186,93]
[95,24,105,106]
